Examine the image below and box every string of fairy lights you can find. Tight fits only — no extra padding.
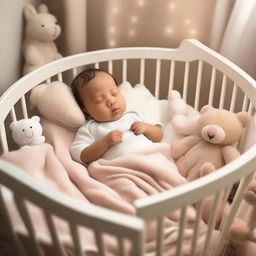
[107,0,198,47]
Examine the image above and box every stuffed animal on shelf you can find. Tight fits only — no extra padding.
[171,105,250,181]
[10,116,45,147]
[168,90,200,136]
[23,3,62,75]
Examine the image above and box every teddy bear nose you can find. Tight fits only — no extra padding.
[207,127,216,139]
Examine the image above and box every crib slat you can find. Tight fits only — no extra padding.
[155,59,161,99]
[72,68,78,78]
[0,187,26,256]
[203,191,222,256]
[122,59,127,82]
[168,60,176,92]
[44,211,68,256]
[176,207,187,256]
[14,196,44,256]
[69,223,83,256]
[208,66,216,106]
[21,96,28,119]
[94,62,100,69]
[219,185,236,231]
[248,207,256,238]
[236,200,250,219]
[194,60,203,110]
[108,61,113,74]
[0,125,9,153]
[182,62,190,101]
[140,59,145,85]
[248,102,253,115]
[229,83,238,112]
[94,230,106,255]
[190,201,203,256]
[57,73,63,82]
[11,107,17,122]
[219,75,227,109]
[117,236,126,256]
[242,94,248,111]
[156,216,164,256]
[215,173,254,256]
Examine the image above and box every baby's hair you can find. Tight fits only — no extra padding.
[71,68,118,109]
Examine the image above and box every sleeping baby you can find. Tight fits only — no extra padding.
[70,68,163,164]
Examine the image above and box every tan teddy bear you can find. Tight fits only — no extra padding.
[23,4,62,74]
[171,105,250,181]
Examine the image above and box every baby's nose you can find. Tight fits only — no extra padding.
[107,97,116,106]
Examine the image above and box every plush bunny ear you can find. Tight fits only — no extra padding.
[200,105,213,114]
[38,4,49,14]
[10,121,18,131]
[237,112,250,128]
[23,4,37,21]
[31,116,40,122]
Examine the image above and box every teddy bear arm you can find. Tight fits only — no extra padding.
[171,135,201,159]
[222,146,240,165]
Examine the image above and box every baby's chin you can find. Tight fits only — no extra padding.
[95,111,125,122]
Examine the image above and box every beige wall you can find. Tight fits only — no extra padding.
[0,0,216,95]
[87,0,216,50]
[0,0,41,96]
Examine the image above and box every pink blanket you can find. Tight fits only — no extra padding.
[1,119,220,255]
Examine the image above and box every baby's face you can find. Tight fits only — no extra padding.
[78,72,126,122]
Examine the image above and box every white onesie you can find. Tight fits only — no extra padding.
[71,111,161,163]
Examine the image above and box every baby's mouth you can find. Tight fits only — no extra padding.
[112,107,119,113]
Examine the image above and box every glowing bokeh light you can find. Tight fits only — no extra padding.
[131,16,138,23]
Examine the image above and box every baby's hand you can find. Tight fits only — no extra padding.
[130,122,146,135]
[104,130,123,146]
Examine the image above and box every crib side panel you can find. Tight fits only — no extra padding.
[0,159,145,256]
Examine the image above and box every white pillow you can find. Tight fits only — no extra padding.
[119,81,161,123]
[30,81,86,129]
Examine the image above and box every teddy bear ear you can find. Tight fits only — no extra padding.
[31,116,40,122]
[9,121,18,131]
[237,112,251,128]
[37,4,49,14]
[23,4,37,21]
[200,105,213,114]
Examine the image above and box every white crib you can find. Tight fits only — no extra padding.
[1,39,256,256]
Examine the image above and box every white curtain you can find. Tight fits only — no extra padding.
[210,0,256,78]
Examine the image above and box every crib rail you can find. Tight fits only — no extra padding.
[1,39,256,256]
[0,159,145,256]
[1,39,256,127]
[135,145,256,256]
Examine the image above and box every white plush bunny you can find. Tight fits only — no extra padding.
[10,116,45,147]
[168,90,200,136]
[23,3,62,74]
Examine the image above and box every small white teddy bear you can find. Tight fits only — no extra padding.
[10,116,45,147]
[23,3,62,74]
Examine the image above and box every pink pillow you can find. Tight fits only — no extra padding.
[30,81,86,129]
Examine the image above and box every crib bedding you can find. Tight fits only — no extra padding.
[0,112,222,255]
[0,80,216,254]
